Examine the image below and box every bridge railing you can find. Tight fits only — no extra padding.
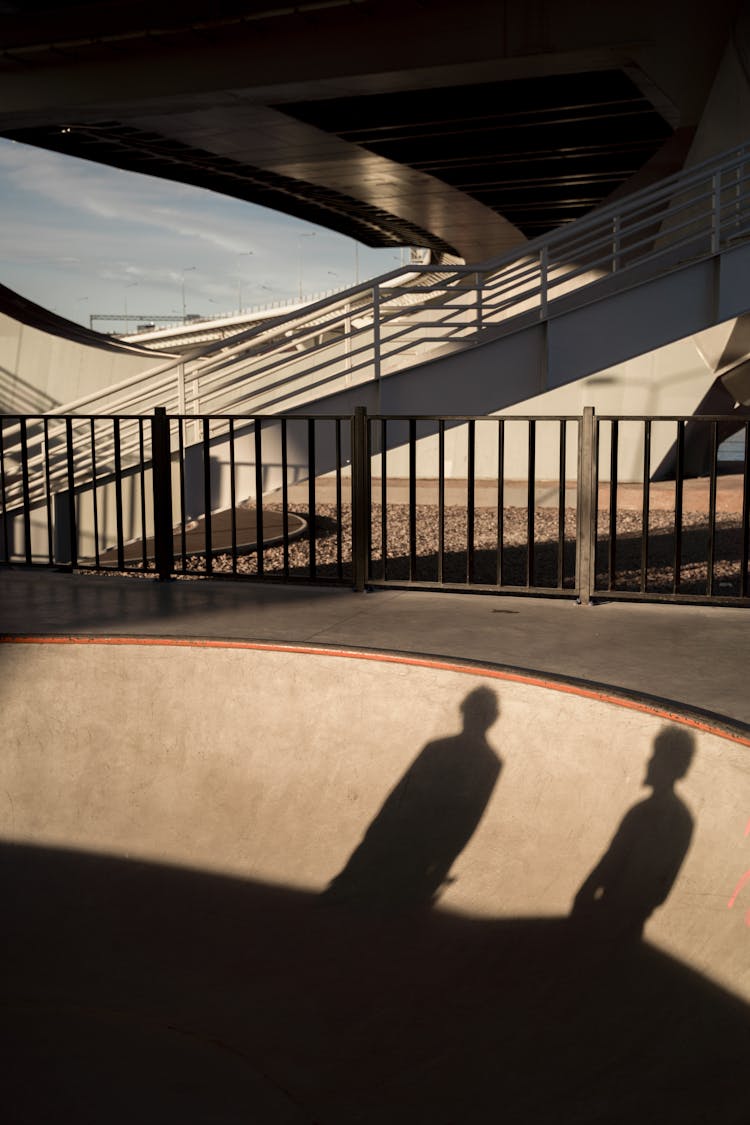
[33,139,750,425]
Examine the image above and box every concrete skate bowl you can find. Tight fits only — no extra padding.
[2,637,750,1124]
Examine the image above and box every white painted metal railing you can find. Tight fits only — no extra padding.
[2,139,750,512]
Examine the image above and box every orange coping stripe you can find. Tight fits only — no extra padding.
[3,633,750,749]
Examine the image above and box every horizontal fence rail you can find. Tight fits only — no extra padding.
[21,141,750,428]
[1,408,748,607]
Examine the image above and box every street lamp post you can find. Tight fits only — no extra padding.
[236,251,254,315]
[181,265,196,322]
[124,281,137,327]
[297,232,316,301]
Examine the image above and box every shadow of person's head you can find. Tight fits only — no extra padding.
[461,686,500,736]
[645,727,695,793]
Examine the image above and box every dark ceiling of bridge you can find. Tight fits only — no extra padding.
[0,0,357,53]
[280,70,672,237]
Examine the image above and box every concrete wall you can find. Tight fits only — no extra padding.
[0,309,166,413]
[2,638,748,1004]
[302,317,739,484]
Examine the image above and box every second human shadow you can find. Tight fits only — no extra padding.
[323,686,502,911]
[571,725,695,942]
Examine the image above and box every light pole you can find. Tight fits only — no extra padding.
[297,232,316,301]
[181,265,196,322]
[236,251,254,314]
[124,281,137,327]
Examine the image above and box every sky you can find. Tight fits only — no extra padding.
[0,137,405,331]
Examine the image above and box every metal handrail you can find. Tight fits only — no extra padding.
[38,140,750,426]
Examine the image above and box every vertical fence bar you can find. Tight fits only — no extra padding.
[539,245,548,320]
[741,421,749,598]
[281,418,290,579]
[344,305,353,380]
[409,418,417,581]
[640,420,651,593]
[475,271,483,334]
[151,406,174,581]
[576,407,596,604]
[380,419,387,580]
[113,417,124,571]
[138,418,148,569]
[202,417,213,575]
[607,420,619,591]
[373,287,382,390]
[44,419,55,565]
[89,419,100,569]
[67,417,79,570]
[178,420,187,573]
[557,419,566,588]
[229,419,237,574]
[255,418,265,579]
[497,419,505,586]
[335,419,343,580]
[19,418,32,565]
[467,419,475,584]
[674,419,684,593]
[526,420,536,587]
[706,420,718,596]
[351,406,369,592]
[307,418,316,579]
[365,417,372,577]
[0,418,8,563]
[176,362,186,416]
[438,420,445,584]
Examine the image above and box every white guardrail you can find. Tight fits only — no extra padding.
[2,139,750,511]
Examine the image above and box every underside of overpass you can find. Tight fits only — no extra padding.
[0,0,744,261]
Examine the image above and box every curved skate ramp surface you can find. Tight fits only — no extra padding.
[2,637,750,1123]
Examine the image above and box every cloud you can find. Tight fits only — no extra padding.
[0,139,295,256]
[0,137,400,325]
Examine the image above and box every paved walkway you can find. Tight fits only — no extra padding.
[1,569,748,727]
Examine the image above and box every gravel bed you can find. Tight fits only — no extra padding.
[175,502,748,597]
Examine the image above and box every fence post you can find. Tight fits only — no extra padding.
[53,491,72,569]
[151,406,174,580]
[576,406,596,605]
[351,405,369,593]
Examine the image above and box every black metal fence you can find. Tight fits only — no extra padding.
[0,407,748,606]
[593,415,750,602]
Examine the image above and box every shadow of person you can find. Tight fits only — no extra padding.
[322,686,502,912]
[571,726,695,944]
